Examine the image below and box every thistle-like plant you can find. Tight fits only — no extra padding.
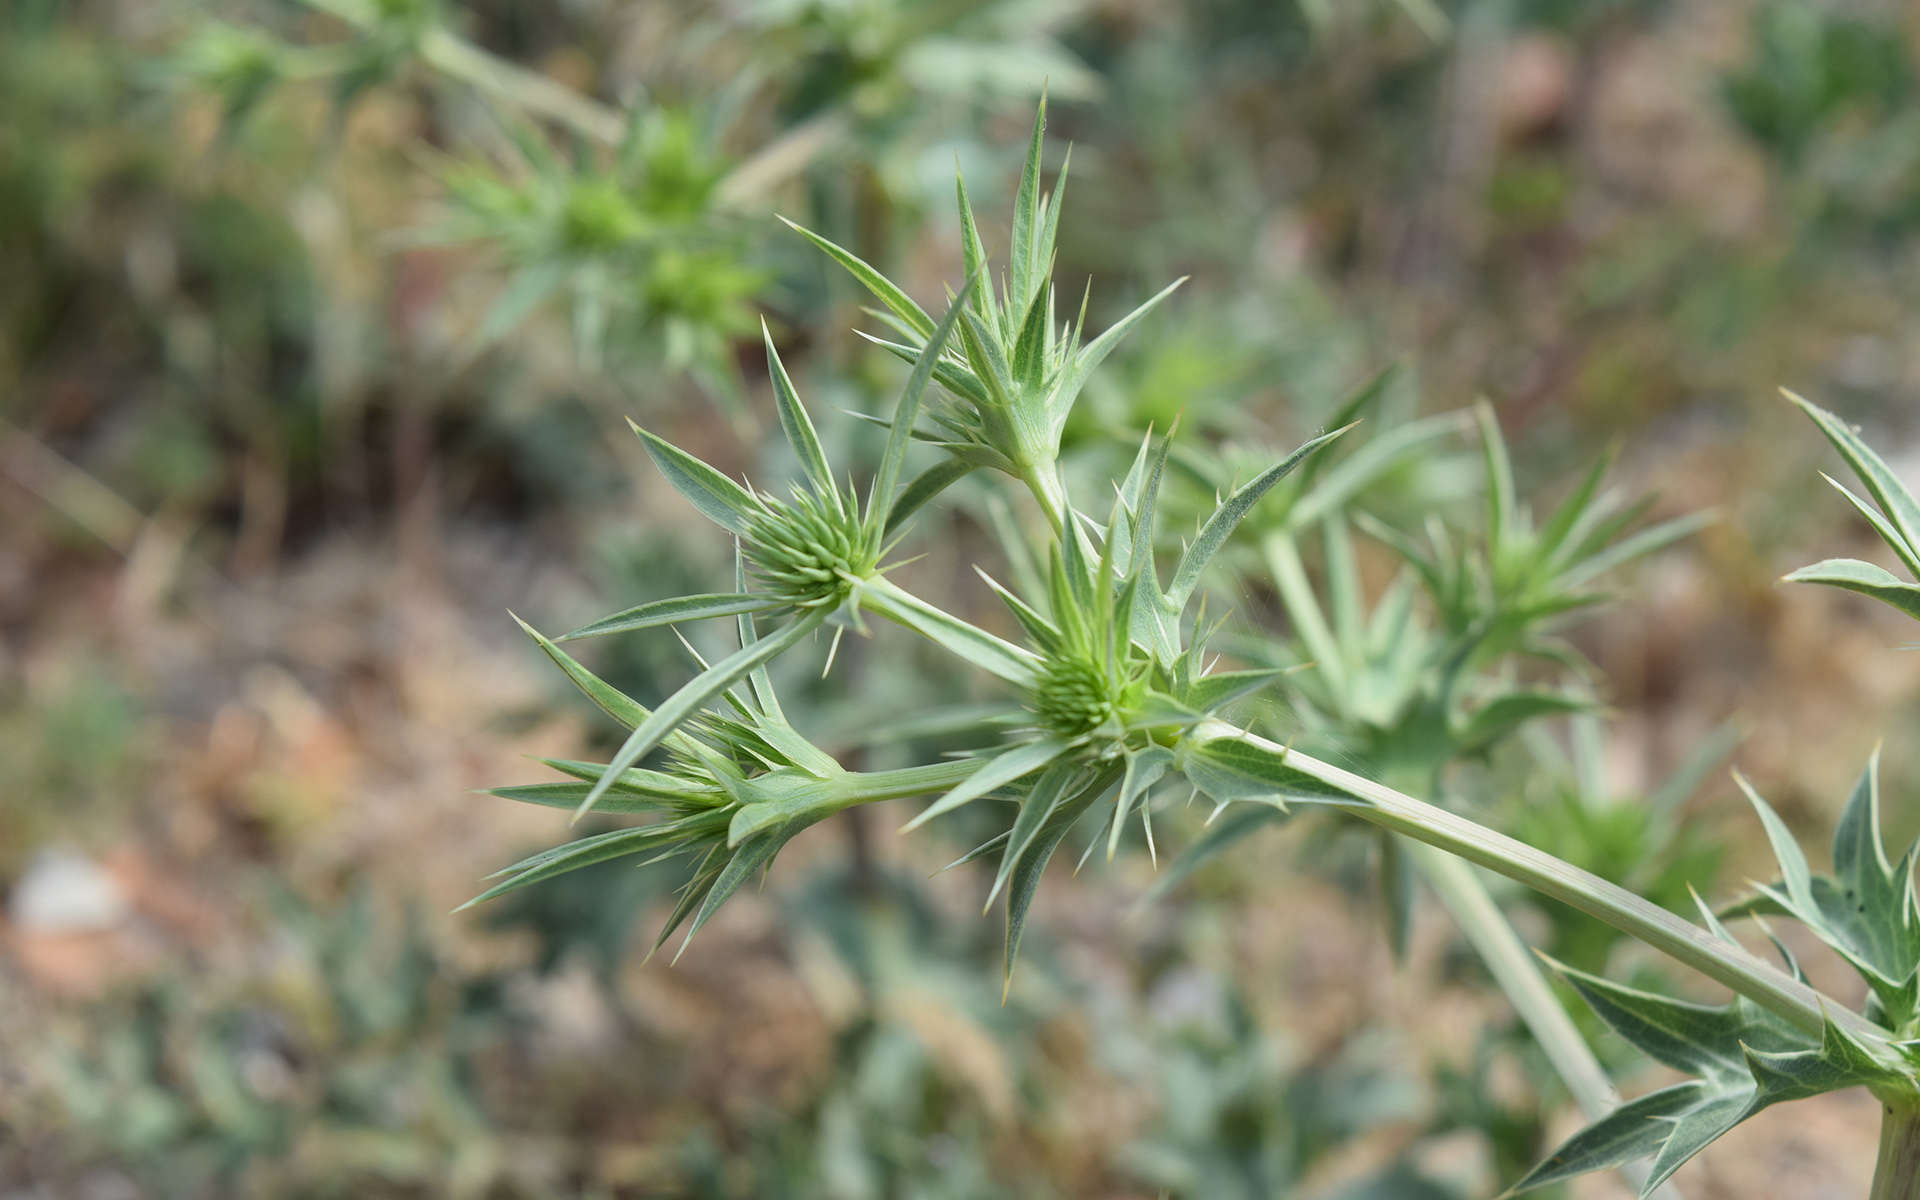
[783,97,1185,530]
[1508,757,1919,1196]
[480,108,1920,1198]
[1508,398,1920,1196]
[420,111,761,373]
[552,296,978,824]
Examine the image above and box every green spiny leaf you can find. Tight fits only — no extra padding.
[763,321,835,499]
[1785,559,1920,620]
[1108,745,1173,861]
[904,737,1070,831]
[576,610,828,821]
[1009,95,1047,314]
[986,760,1082,909]
[1169,424,1353,608]
[1177,734,1365,809]
[630,421,760,536]
[487,781,677,814]
[514,614,653,732]
[862,579,1040,687]
[779,215,935,338]
[1004,770,1107,984]
[1790,391,1920,571]
[869,277,976,536]
[1050,278,1186,428]
[1551,959,1747,1078]
[1822,473,1920,580]
[885,458,976,538]
[1501,1082,1708,1196]
[559,593,781,642]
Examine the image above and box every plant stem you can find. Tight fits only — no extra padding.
[1415,844,1618,1112]
[1014,461,1071,538]
[858,576,1040,686]
[1414,845,1683,1199]
[844,759,984,801]
[1194,721,1887,1049]
[1873,1103,1920,1200]
[715,111,849,209]
[419,29,625,143]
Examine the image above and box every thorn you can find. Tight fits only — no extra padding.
[822,624,846,678]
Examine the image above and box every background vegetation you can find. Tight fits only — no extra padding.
[3,1,1918,1196]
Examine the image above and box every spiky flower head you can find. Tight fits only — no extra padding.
[1032,653,1118,739]
[781,97,1183,501]
[740,485,881,609]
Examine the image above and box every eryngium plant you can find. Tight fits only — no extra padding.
[1510,398,1920,1197]
[479,107,1920,1197]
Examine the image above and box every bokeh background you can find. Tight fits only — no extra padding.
[4,1,1920,1196]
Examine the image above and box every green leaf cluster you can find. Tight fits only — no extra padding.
[786,97,1183,519]
[1785,392,1920,622]
[1514,754,1920,1194]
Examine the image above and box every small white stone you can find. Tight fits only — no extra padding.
[9,849,129,934]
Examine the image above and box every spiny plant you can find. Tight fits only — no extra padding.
[1507,396,1920,1197]
[479,106,1920,1197]
[416,109,762,376]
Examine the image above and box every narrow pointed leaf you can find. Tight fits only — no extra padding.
[1052,279,1186,425]
[675,831,795,959]
[1109,746,1173,860]
[954,170,998,328]
[1183,668,1288,714]
[1561,511,1714,590]
[458,822,708,910]
[862,579,1040,687]
[1010,285,1051,389]
[630,422,759,536]
[487,781,676,814]
[1735,773,1817,914]
[1785,558,1920,620]
[576,611,827,821]
[904,738,1069,831]
[1790,391,1920,568]
[1005,772,1107,981]
[779,216,934,338]
[559,593,780,641]
[1552,959,1747,1077]
[1503,1082,1710,1195]
[763,322,835,497]
[885,458,976,537]
[514,614,650,731]
[986,761,1080,908]
[1170,424,1353,607]
[1009,96,1046,311]
[1822,474,1920,580]
[869,278,976,535]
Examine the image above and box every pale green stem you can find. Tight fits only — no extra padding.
[714,111,850,209]
[857,576,1040,687]
[1014,460,1071,538]
[843,759,983,803]
[1414,845,1681,1200]
[1415,844,1620,1112]
[1195,721,1887,1048]
[1873,1103,1920,1200]
[419,28,626,144]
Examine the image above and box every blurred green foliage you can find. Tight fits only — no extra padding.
[6,0,1920,1194]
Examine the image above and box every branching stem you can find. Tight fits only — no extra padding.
[1873,1103,1920,1200]
[1195,721,1888,1049]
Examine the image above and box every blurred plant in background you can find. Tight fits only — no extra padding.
[6,0,1920,1197]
